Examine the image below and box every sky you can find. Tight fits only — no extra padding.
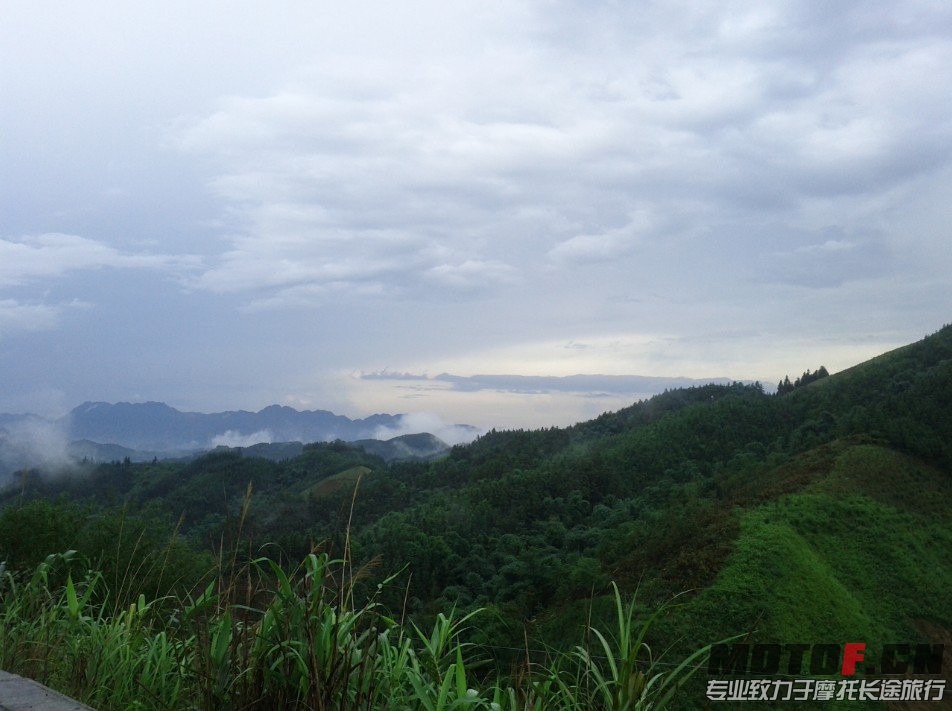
[1,1,950,432]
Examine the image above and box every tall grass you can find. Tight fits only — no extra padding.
[0,550,715,710]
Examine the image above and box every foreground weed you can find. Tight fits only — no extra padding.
[1,553,716,710]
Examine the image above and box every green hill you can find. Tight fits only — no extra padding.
[2,324,950,709]
[300,465,372,499]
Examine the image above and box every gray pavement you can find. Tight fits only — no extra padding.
[0,672,94,711]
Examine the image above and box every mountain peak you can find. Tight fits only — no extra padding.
[72,401,109,414]
[258,404,298,414]
[71,400,180,414]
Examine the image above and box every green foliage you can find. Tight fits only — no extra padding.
[670,443,952,666]
[0,499,210,604]
[777,365,829,395]
[0,553,711,710]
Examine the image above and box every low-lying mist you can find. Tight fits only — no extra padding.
[209,429,274,448]
[372,412,481,446]
[0,418,80,489]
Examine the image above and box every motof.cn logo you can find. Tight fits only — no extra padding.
[705,643,946,703]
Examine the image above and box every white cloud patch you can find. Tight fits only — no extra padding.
[0,234,199,342]
[761,228,892,288]
[209,430,273,448]
[548,212,655,265]
[0,298,94,341]
[0,233,196,287]
[176,76,550,302]
[424,260,518,291]
[793,240,855,255]
[0,299,60,337]
[363,371,741,397]
[372,412,479,446]
[0,418,74,474]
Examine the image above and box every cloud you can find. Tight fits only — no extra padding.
[363,371,740,397]
[360,370,431,382]
[0,233,196,287]
[0,299,60,337]
[424,260,518,291]
[209,430,274,448]
[756,227,892,288]
[0,234,199,343]
[548,212,654,265]
[372,412,479,446]
[0,417,75,478]
[176,77,547,303]
[172,1,952,320]
[0,298,95,341]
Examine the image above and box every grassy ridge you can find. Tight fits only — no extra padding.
[665,443,950,709]
[679,443,951,642]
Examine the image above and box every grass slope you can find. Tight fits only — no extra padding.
[301,465,373,499]
[659,442,952,707]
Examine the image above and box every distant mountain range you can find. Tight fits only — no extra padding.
[61,401,410,451]
[0,402,474,475]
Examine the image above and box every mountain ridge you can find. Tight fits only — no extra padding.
[0,402,473,475]
[0,401,472,453]
[62,400,408,450]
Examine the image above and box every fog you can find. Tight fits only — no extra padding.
[373,413,481,447]
[209,430,275,448]
[0,417,78,489]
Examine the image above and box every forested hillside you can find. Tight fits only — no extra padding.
[1,325,950,709]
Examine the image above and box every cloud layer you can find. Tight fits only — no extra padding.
[0,1,949,428]
[372,412,479,447]
[0,233,190,287]
[172,1,952,316]
[362,371,741,396]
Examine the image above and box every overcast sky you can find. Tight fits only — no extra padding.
[1,1,950,431]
